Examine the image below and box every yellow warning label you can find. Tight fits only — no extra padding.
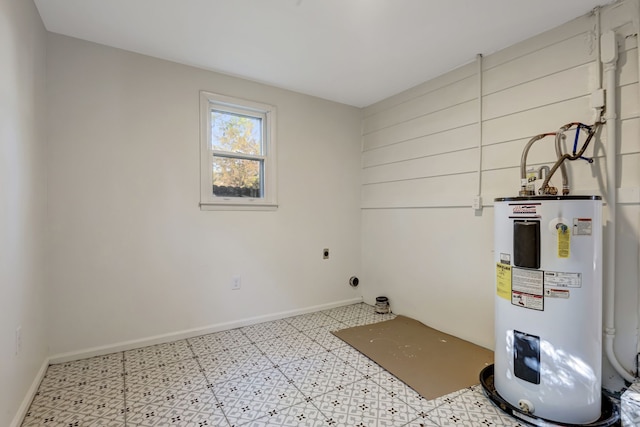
[558,226,570,258]
[496,263,512,300]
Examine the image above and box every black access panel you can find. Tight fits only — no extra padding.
[513,220,540,269]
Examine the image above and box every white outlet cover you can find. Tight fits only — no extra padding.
[15,326,22,355]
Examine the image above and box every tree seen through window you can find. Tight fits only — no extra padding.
[211,111,263,198]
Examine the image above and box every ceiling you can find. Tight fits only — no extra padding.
[34,0,607,108]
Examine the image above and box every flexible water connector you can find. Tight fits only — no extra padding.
[537,165,550,180]
[540,123,600,193]
[519,133,555,196]
[554,124,572,194]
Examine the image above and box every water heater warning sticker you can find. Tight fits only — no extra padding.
[573,218,593,235]
[512,292,544,310]
[544,271,582,288]
[512,267,544,311]
[545,288,570,299]
[496,263,511,300]
[557,227,570,258]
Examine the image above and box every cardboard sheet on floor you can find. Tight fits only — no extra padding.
[332,315,494,400]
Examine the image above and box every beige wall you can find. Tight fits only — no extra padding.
[0,0,49,425]
[361,0,640,391]
[45,34,363,356]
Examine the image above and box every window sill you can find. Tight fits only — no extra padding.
[199,202,278,211]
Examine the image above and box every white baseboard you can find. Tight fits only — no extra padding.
[10,357,50,427]
[49,297,363,364]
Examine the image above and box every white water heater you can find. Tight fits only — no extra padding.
[493,196,602,424]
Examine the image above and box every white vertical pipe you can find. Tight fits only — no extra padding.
[476,53,483,200]
[593,6,604,125]
[635,0,640,367]
[595,7,602,90]
[601,30,636,383]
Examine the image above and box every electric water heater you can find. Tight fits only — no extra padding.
[493,196,602,424]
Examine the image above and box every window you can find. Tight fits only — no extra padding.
[200,91,277,209]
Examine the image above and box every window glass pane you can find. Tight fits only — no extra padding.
[212,157,263,198]
[210,109,262,155]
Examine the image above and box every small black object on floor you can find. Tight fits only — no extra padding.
[479,365,620,427]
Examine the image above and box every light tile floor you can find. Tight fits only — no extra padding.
[21,303,526,427]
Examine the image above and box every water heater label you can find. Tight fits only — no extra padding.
[573,218,593,235]
[496,263,511,300]
[509,203,541,218]
[557,227,570,258]
[544,271,582,288]
[512,291,544,310]
[545,288,570,298]
[511,267,544,311]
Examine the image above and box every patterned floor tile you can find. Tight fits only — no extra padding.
[241,320,300,343]
[188,329,252,356]
[341,313,396,328]
[38,353,124,392]
[125,358,208,401]
[33,374,125,406]
[423,388,526,426]
[198,343,277,384]
[322,305,370,322]
[126,393,228,427]
[256,332,326,367]
[24,376,126,426]
[373,371,438,417]
[247,401,333,427]
[20,304,549,427]
[313,378,417,427]
[303,326,349,351]
[280,352,362,399]
[331,346,384,379]
[285,312,338,332]
[21,406,125,427]
[215,367,305,426]
[124,340,195,373]
[400,417,442,427]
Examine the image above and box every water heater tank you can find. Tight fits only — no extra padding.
[493,196,602,424]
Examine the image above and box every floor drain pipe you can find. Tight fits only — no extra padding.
[601,30,635,384]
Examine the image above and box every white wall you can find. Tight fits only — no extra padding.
[45,34,363,356]
[7,4,638,423]
[0,0,48,424]
[361,0,640,391]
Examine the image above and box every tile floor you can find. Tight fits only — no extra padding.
[21,303,526,427]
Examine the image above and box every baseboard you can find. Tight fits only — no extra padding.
[10,357,50,427]
[49,297,363,364]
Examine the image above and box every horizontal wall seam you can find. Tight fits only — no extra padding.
[362,146,477,169]
[361,197,640,210]
[362,170,476,186]
[482,94,591,123]
[364,150,640,180]
[483,28,592,72]
[362,122,477,153]
[361,205,476,210]
[483,60,596,98]
[361,74,476,121]
[363,98,477,137]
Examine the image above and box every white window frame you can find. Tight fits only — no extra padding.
[200,91,277,210]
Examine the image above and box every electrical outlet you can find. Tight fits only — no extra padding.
[323,248,329,259]
[231,276,241,290]
[15,326,22,355]
[472,196,483,210]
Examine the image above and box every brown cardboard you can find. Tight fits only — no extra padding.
[332,315,494,400]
